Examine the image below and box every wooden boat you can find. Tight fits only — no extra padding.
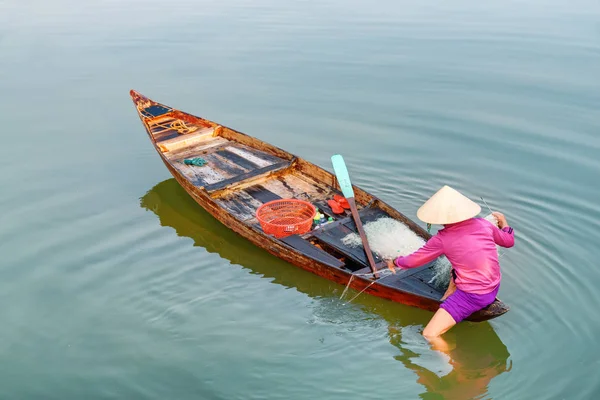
[130,90,509,322]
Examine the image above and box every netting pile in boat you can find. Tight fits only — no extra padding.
[341,214,503,290]
[341,217,452,288]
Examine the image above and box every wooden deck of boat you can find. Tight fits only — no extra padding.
[167,141,290,190]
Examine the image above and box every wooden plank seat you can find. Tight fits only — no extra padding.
[173,142,293,192]
[280,235,345,268]
[245,185,283,203]
[206,160,293,193]
[168,137,231,161]
[158,127,215,152]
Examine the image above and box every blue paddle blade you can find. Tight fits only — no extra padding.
[331,154,355,199]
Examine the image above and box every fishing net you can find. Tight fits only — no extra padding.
[341,218,425,259]
[341,217,452,289]
[429,257,452,289]
[340,218,453,288]
[341,214,502,290]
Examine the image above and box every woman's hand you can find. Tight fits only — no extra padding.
[492,212,508,229]
[387,259,397,272]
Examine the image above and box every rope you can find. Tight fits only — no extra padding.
[170,120,198,134]
[339,267,397,304]
[345,280,379,303]
[147,118,198,135]
[339,275,355,300]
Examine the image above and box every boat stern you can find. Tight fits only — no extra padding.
[467,299,510,322]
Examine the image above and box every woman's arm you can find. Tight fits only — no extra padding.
[491,212,515,248]
[394,235,444,269]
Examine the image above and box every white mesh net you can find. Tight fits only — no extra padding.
[341,217,425,259]
[340,214,502,290]
[341,217,452,289]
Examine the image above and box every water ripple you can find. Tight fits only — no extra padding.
[1,0,600,398]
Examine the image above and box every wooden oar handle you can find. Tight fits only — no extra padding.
[347,198,379,278]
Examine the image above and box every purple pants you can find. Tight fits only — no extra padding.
[440,285,499,323]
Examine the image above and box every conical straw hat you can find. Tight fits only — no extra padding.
[417,185,481,224]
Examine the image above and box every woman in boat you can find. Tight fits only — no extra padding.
[388,185,515,345]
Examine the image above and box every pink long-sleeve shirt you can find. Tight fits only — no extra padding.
[394,218,515,295]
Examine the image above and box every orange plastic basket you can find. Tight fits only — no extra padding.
[256,199,316,239]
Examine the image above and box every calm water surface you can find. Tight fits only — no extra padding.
[1,0,599,398]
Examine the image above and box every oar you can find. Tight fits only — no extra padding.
[331,154,379,278]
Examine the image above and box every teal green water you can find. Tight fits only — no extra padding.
[2,0,599,398]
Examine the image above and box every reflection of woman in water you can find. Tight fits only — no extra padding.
[389,324,512,399]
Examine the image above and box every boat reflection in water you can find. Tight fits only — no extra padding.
[141,179,512,399]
